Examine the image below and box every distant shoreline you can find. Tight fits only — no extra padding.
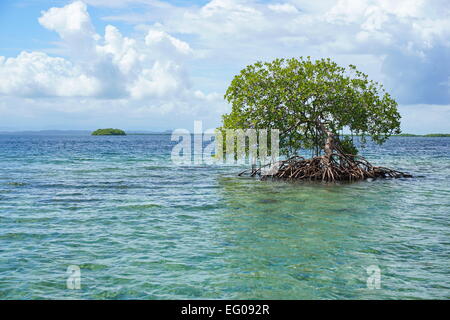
[393,133,450,137]
[0,130,449,137]
[0,130,173,135]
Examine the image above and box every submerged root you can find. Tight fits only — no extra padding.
[239,154,412,182]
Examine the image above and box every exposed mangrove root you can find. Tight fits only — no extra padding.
[238,154,412,182]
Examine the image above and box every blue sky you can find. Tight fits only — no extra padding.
[0,0,449,133]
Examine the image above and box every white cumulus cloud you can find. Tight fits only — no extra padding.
[0,1,210,104]
[0,51,100,97]
[268,3,299,14]
[146,0,450,105]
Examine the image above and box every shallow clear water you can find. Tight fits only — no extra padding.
[0,134,449,299]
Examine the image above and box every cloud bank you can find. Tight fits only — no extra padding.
[0,0,449,132]
[0,1,199,100]
[157,0,450,105]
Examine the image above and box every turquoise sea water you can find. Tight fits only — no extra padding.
[0,134,449,299]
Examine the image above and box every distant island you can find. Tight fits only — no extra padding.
[340,133,450,137]
[422,133,450,137]
[91,128,126,136]
[393,133,450,137]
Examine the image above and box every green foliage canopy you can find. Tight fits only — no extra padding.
[91,128,126,136]
[222,57,401,156]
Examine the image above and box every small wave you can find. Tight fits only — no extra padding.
[142,166,169,170]
[6,182,27,187]
[38,198,101,203]
[78,263,109,271]
[170,203,221,211]
[118,203,163,210]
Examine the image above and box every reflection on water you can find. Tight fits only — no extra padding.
[0,134,449,299]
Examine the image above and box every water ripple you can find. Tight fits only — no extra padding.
[0,135,449,299]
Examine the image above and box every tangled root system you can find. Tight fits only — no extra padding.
[239,154,412,182]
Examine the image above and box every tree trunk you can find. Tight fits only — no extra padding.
[317,120,335,163]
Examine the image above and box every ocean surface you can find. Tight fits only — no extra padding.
[0,134,449,299]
